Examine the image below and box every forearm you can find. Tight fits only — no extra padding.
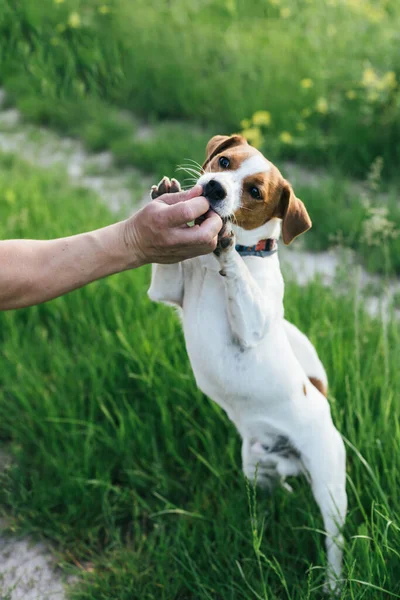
[0,185,221,311]
[0,222,139,310]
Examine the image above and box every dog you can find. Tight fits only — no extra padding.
[148,134,347,592]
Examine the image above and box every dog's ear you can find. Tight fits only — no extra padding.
[202,134,248,170]
[279,180,312,245]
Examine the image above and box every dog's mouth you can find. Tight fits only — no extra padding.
[195,211,230,226]
[201,181,235,220]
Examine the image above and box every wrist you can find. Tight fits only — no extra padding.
[119,216,148,270]
[87,221,140,276]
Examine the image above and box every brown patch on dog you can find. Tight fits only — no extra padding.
[279,182,312,244]
[234,167,285,230]
[204,144,257,175]
[303,383,307,396]
[202,134,249,171]
[309,376,327,397]
[202,134,312,241]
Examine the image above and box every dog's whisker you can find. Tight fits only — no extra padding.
[176,166,202,180]
[178,164,201,175]
[181,179,196,187]
[177,162,202,174]
[182,158,203,170]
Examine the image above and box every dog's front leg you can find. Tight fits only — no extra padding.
[148,263,183,307]
[214,231,280,350]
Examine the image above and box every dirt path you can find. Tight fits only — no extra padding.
[0,89,398,599]
[0,90,151,213]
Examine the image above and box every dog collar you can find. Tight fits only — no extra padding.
[235,238,278,257]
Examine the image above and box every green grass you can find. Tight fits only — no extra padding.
[111,121,211,182]
[2,0,400,278]
[294,176,400,276]
[0,153,399,599]
[1,0,400,177]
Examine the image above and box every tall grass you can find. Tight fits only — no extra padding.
[1,0,400,177]
[0,153,399,598]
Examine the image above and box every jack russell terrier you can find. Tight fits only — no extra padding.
[148,134,347,592]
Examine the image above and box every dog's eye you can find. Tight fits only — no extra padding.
[218,156,230,169]
[250,186,262,200]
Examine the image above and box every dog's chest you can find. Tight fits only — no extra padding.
[180,256,289,414]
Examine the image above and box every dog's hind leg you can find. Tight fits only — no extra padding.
[299,424,347,593]
[241,438,279,491]
[283,320,328,396]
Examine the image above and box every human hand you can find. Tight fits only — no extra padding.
[122,181,223,266]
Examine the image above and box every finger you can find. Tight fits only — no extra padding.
[196,210,223,239]
[183,184,203,200]
[163,196,211,227]
[159,184,203,206]
[176,211,223,243]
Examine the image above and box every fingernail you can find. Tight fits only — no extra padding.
[188,184,203,196]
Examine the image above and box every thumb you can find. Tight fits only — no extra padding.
[160,184,203,205]
[183,184,203,200]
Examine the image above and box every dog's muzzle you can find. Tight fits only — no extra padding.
[203,179,227,205]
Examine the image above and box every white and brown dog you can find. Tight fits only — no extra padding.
[148,135,347,591]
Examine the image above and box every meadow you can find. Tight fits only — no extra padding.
[2,0,400,177]
[0,153,400,599]
[0,0,400,598]
[2,0,400,275]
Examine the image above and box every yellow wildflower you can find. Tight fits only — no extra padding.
[381,71,397,90]
[252,110,271,127]
[362,67,378,88]
[224,0,237,14]
[68,12,81,28]
[56,23,66,33]
[296,122,306,132]
[366,8,384,24]
[280,7,291,18]
[54,0,64,3]
[269,0,280,5]
[240,118,251,129]
[279,131,293,144]
[301,108,312,118]
[4,189,16,205]
[99,5,110,14]
[50,37,60,46]
[300,78,313,89]
[349,2,384,24]
[316,97,328,114]
[346,90,357,100]
[241,127,263,149]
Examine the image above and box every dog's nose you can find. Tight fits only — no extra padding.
[203,179,226,203]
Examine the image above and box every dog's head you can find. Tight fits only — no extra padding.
[198,134,311,245]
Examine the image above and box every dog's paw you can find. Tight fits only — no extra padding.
[213,223,235,258]
[150,176,181,199]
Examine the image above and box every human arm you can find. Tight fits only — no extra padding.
[0,185,222,310]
